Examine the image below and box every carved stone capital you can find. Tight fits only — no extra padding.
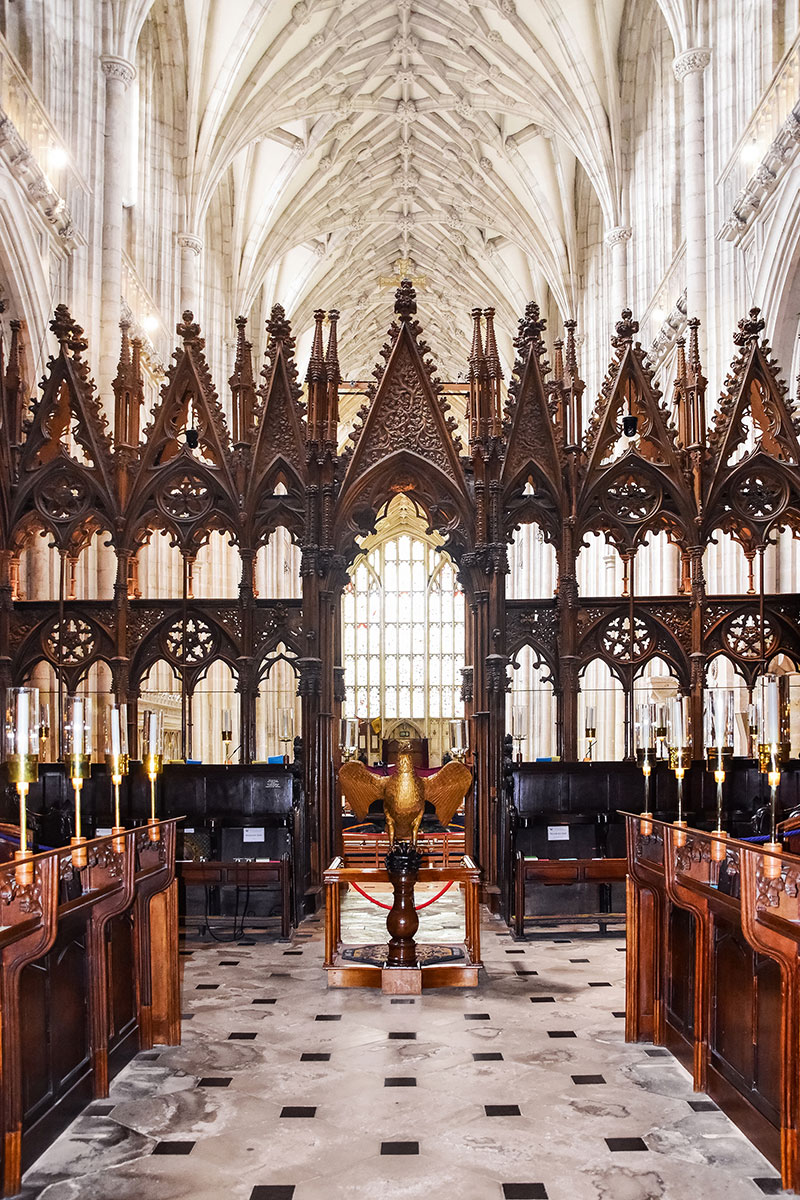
[673,47,711,81]
[177,232,203,256]
[605,225,632,248]
[100,55,136,87]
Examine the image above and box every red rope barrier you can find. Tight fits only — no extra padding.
[349,879,454,910]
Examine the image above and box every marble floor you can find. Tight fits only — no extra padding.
[19,888,791,1200]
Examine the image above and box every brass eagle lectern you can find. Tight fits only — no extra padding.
[339,743,472,845]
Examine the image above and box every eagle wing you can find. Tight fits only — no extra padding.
[422,762,473,829]
[339,762,386,820]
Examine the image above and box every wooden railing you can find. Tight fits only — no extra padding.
[624,813,800,1191]
[341,828,466,870]
[0,819,180,1196]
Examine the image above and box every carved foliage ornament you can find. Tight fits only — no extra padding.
[604,472,661,523]
[601,614,653,661]
[163,616,217,664]
[723,611,777,659]
[356,358,456,481]
[158,474,213,522]
[730,471,788,522]
[35,470,91,522]
[44,615,96,664]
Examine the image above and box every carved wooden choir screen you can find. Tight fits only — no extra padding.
[1,285,800,878]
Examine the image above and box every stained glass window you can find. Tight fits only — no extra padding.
[342,497,465,727]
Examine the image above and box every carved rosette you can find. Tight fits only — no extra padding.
[672,47,711,81]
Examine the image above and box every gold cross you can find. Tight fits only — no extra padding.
[378,256,428,290]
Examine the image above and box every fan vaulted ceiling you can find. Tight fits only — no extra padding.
[130,0,691,376]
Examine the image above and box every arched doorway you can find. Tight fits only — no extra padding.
[341,493,466,768]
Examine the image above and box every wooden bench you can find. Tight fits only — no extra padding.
[177,856,291,938]
[513,850,626,938]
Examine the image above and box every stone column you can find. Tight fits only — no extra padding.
[673,48,711,342]
[99,55,136,401]
[605,225,632,320]
[177,233,203,313]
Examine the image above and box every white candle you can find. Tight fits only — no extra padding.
[73,698,84,753]
[110,707,121,757]
[766,678,779,745]
[17,691,29,755]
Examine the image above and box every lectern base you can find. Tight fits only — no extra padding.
[382,966,422,994]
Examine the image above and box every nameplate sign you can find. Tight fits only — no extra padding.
[547,825,570,841]
[243,827,266,843]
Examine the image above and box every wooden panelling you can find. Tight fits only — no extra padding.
[626,814,800,1192]
[0,820,180,1197]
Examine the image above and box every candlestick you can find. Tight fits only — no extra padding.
[511,705,525,764]
[279,707,293,765]
[339,717,358,762]
[704,688,733,861]
[635,700,656,836]
[584,703,596,763]
[141,709,164,841]
[667,695,691,842]
[5,686,39,885]
[450,718,468,763]
[105,702,129,852]
[65,694,92,868]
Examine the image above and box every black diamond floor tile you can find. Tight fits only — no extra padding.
[390,998,416,1004]
[688,1100,718,1111]
[381,1141,419,1155]
[218,960,239,966]
[516,970,538,976]
[249,1188,296,1200]
[570,958,589,963]
[388,1031,416,1039]
[612,1011,625,1018]
[502,1186,548,1200]
[253,998,277,1005]
[280,1107,316,1118]
[464,1013,490,1020]
[385,1077,416,1087]
[486,1104,521,1116]
[547,1030,576,1038]
[645,1049,669,1058]
[152,1141,195,1155]
[198,1077,232,1087]
[301,1053,330,1062]
[606,1137,648,1151]
[88,1104,115,1116]
[315,1014,341,1021]
[753,1179,785,1196]
[530,997,555,1003]
[572,1074,606,1085]
[589,981,612,987]
[196,984,219,990]
[228,1032,257,1040]
[473,1052,503,1061]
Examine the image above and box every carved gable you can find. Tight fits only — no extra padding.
[249,305,307,491]
[502,302,562,499]
[343,284,464,492]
